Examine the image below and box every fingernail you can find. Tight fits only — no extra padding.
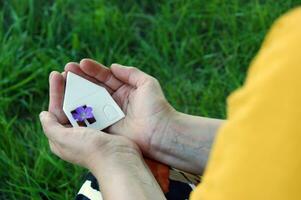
[49,71,59,80]
[64,62,78,70]
[80,58,89,64]
[49,71,55,79]
[111,63,122,68]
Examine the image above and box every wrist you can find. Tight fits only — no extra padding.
[90,145,165,200]
[148,108,180,156]
[92,151,142,178]
[87,136,142,176]
[148,109,183,160]
[149,111,223,174]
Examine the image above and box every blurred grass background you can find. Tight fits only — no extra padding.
[0,0,300,199]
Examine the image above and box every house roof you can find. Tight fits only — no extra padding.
[63,72,105,108]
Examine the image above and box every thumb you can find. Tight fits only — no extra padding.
[110,64,151,87]
[39,111,66,141]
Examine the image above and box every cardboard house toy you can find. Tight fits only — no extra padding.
[63,72,125,130]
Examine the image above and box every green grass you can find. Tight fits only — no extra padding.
[0,0,300,199]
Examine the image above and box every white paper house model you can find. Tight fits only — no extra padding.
[63,72,125,130]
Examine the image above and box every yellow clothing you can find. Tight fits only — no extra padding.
[191,7,301,200]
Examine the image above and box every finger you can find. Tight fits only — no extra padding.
[65,62,114,94]
[48,71,69,124]
[61,71,66,79]
[111,84,132,109]
[49,140,61,156]
[40,111,68,143]
[80,59,123,90]
[65,62,92,81]
[110,64,151,87]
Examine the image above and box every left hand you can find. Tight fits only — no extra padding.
[39,111,166,200]
[39,111,141,173]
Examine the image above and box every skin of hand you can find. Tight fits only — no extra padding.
[39,111,138,170]
[49,59,176,156]
[39,111,166,200]
[49,59,223,174]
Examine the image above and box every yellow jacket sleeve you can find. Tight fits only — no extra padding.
[191,7,301,200]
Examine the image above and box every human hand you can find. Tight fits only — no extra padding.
[49,59,176,158]
[39,111,141,173]
[39,111,167,199]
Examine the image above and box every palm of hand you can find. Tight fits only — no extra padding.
[110,80,173,153]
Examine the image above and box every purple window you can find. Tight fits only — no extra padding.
[71,105,96,127]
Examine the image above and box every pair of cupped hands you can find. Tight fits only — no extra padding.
[39,59,177,175]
